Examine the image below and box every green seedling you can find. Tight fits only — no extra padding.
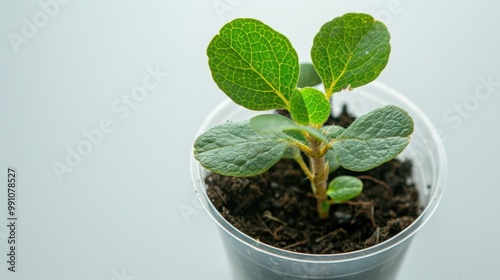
[194,13,414,219]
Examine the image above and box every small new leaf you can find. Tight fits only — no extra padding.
[325,150,340,173]
[289,89,309,125]
[311,13,391,97]
[250,114,328,144]
[290,87,331,126]
[297,62,322,88]
[194,121,287,176]
[282,146,301,160]
[250,114,300,140]
[207,18,299,110]
[327,176,363,203]
[333,105,413,171]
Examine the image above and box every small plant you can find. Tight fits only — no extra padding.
[194,13,414,219]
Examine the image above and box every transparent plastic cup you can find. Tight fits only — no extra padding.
[191,81,447,279]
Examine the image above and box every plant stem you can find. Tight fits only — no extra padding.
[308,138,329,219]
[294,156,315,188]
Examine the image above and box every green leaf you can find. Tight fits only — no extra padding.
[323,126,344,172]
[297,62,322,88]
[207,18,299,110]
[322,125,345,140]
[327,176,363,203]
[282,146,301,160]
[250,114,328,144]
[194,120,287,176]
[284,126,328,144]
[250,114,298,139]
[289,89,309,125]
[290,87,331,126]
[311,13,391,97]
[283,130,307,144]
[325,150,340,173]
[332,105,413,171]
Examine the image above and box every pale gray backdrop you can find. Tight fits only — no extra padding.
[1,0,498,279]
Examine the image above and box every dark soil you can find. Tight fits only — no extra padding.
[205,105,420,254]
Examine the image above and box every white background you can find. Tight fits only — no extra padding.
[1,0,499,279]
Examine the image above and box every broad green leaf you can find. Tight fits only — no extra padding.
[250,114,328,144]
[311,13,391,97]
[207,18,299,110]
[194,120,287,176]
[322,125,345,140]
[327,176,363,203]
[290,87,331,126]
[332,105,413,171]
[325,150,340,173]
[297,62,322,88]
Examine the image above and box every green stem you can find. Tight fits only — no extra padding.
[294,156,315,186]
[308,138,329,219]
